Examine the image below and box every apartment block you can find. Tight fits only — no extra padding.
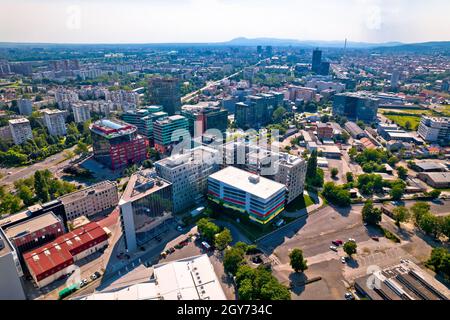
[42,109,67,136]
[72,103,91,123]
[8,118,33,145]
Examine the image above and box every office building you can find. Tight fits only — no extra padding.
[42,109,67,136]
[208,166,286,224]
[119,170,173,251]
[234,93,276,129]
[418,116,450,143]
[8,118,32,145]
[0,228,26,300]
[17,99,33,116]
[181,102,228,137]
[23,222,108,288]
[155,146,220,213]
[312,48,322,74]
[59,181,118,221]
[72,103,91,123]
[121,106,167,140]
[152,115,190,153]
[391,70,400,90]
[147,77,181,115]
[90,119,148,170]
[74,254,226,300]
[3,212,64,255]
[333,92,379,122]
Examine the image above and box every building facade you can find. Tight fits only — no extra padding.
[72,103,91,123]
[274,153,307,204]
[333,92,379,122]
[59,181,119,221]
[0,228,26,300]
[17,99,33,116]
[23,222,108,288]
[208,166,286,224]
[152,115,190,153]
[9,118,32,145]
[147,77,181,116]
[3,212,65,255]
[155,146,220,213]
[42,109,67,136]
[90,119,148,170]
[119,171,173,251]
[417,116,450,143]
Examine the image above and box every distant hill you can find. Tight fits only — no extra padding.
[373,41,450,53]
[222,37,403,48]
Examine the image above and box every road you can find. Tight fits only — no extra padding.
[0,145,78,187]
[181,58,268,103]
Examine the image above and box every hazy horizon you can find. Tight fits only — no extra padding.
[1,0,450,44]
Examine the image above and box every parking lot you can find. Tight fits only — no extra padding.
[257,204,436,300]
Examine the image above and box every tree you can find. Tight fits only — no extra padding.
[331,167,339,179]
[306,150,318,178]
[223,246,246,275]
[289,248,308,273]
[343,241,357,257]
[390,183,405,201]
[442,216,450,239]
[411,202,430,224]
[34,170,50,203]
[428,190,441,199]
[392,206,410,227]
[322,182,351,207]
[142,159,153,169]
[215,228,232,251]
[346,172,354,183]
[362,200,382,225]
[196,218,220,243]
[418,213,441,239]
[272,106,287,123]
[397,166,408,180]
[17,185,34,206]
[0,194,21,215]
[74,141,89,155]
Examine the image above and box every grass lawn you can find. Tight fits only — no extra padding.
[385,114,421,131]
[381,108,433,116]
[285,193,315,212]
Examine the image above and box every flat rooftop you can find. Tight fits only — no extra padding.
[4,211,61,239]
[8,118,30,125]
[209,166,286,199]
[74,254,226,300]
[59,180,116,205]
[120,170,171,203]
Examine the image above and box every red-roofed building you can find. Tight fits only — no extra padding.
[23,222,108,288]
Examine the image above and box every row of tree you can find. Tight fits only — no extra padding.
[0,169,77,216]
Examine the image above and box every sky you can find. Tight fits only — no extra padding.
[0,0,449,44]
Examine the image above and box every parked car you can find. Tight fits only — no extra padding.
[345,292,355,300]
[168,247,175,253]
[341,256,346,263]
[348,238,356,243]
[371,236,379,241]
[94,271,101,278]
[330,246,338,252]
[90,274,97,281]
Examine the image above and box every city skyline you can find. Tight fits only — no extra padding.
[1,0,450,44]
